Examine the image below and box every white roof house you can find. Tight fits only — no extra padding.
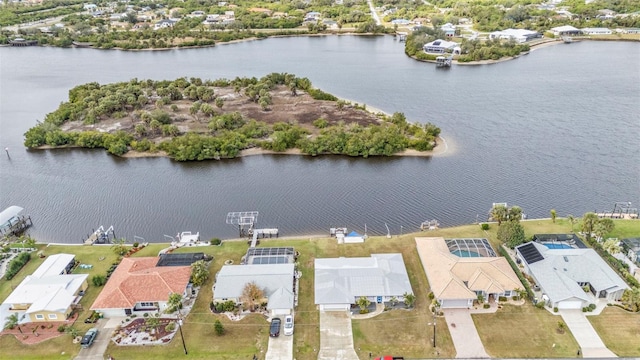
[213,263,295,316]
[423,39,460,54]
[2,254,88,323]
[516,242,629,309]
[581,27,612,35]
[489,28,540,42]
[314,254,413,311]
[550,25,581,35]
[31,253,75,278]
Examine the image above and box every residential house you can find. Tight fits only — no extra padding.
[416,237,523,308]
[516,241,629,309]
[621,238,640,265]
[314,253,413,311]
[550,25,582,36]
[581,27,612,35]
[213,263,295,316]
[440,22,456,37]
[423,39,460,54]
[489,28,541,42]
[2,254,88,323]
[154,19,177,30]
[391,19,411,26]
[90,256,192,317]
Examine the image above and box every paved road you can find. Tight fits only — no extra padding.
[560,310,617,358]
[265,332,293,360]
[318,311,358,360]
[366,0,381,26]
[443,309,490,358]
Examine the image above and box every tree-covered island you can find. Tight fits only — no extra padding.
[24,73,441,161]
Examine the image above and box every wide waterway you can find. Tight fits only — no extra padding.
[0,36,639,243]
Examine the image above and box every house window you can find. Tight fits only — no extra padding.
[35,314,44,320]
[504,291,511,297]
[48,314,58,320]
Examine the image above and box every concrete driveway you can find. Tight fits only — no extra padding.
[74,317,121,360]
[265,333,293,360]
[443,309,489,358]
[560,310,617,358]
[318,311,358,360]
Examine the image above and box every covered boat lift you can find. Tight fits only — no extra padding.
[0,206,32,236]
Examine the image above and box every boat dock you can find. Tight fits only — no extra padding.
[83,226,115,245]
[596,202,638,219]
[436,55,453,68]
[0,206,33,237]
[420,219,439,231]
[249,228,279,247]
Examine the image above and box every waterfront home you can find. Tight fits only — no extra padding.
[91,257,192,317]
[581,27,612,35]
[416,237,522,308]
[550,25,581,36]
[621,238,640,265]
[423,39,460,54]
[213,263,295,316]
[489,28,541,43]
[154,19,177,30]
[440,22,456,37]
[314,254,413,311]
[2,254,88,323]
[516,241,628,309]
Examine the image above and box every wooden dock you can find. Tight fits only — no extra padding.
[83,226,115,245]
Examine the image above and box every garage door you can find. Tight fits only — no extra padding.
[320,304,349,311]
[441,299,470,308]
[558,300,582,309]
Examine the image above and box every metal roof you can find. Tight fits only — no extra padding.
[0,206,23,227]
[314,254,413,305]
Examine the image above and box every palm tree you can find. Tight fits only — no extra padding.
[167,292,183,314]
[602,238,621,255]
[4,313,21,333]
[567,215,576,232]
[490,205,508,225]
[581,212,599,243]
[356,296,371,313]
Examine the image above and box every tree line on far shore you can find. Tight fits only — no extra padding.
[24,73,440,161]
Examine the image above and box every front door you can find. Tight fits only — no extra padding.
[377,296,382,303]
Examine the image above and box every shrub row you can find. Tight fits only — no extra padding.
[4,252,31,280]
[498,245,534,300]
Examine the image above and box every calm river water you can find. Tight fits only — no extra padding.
[0,36,638,243]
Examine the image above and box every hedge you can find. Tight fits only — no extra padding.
[498,245,534,300]
[4,252,31,280]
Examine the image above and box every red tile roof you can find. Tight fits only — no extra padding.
[91,257,191,310]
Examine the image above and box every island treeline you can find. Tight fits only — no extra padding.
[24,73,440,161]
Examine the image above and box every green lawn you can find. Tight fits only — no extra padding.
[1,219,638,359]
[588,306,640,357]
[472,304,580,358]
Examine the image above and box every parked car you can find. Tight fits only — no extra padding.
[80,328,98,348]
[283,315,294,336]
[269,318,281,337]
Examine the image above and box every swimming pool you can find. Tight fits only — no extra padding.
[451,250,482,257]
[543,243,573,249]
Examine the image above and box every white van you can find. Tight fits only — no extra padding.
[284,315,294,336]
